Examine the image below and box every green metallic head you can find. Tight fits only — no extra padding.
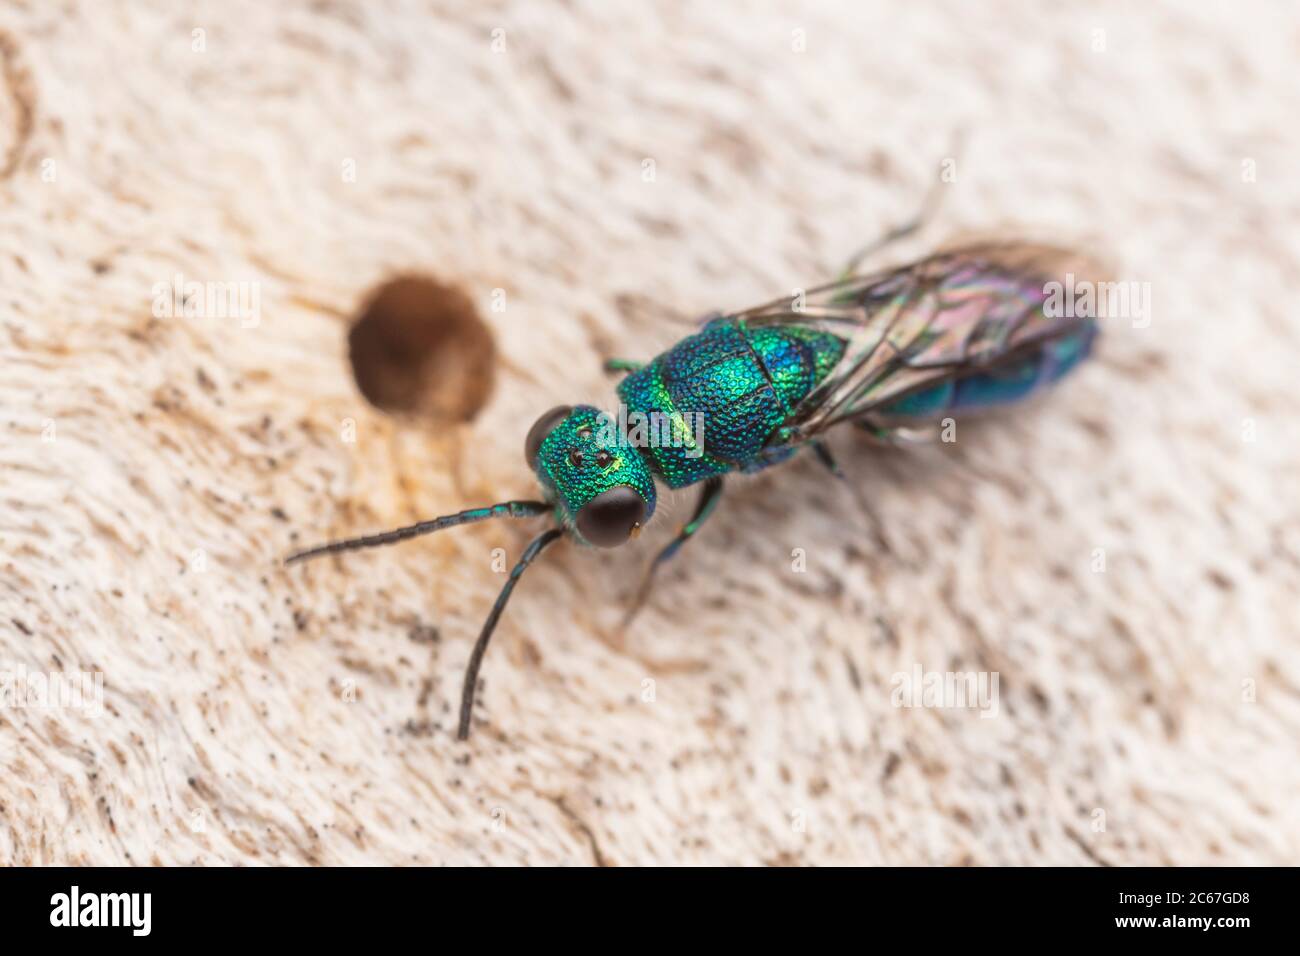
[524,404,657,547]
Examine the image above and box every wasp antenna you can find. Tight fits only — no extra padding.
[457,527,564,741]
[283,500,551,566]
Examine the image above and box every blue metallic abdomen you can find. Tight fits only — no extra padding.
[878,320,1098,419]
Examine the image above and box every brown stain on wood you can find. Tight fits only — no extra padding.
[0,30,34,180]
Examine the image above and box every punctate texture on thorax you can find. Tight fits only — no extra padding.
[616,318,846,488]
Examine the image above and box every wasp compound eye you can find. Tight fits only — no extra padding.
[575,486,646,548]
[524,405,573,468]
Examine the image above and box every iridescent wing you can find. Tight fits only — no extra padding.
[734,241,1103,445]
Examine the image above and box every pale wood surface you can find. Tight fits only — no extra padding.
[2,0,1297,864]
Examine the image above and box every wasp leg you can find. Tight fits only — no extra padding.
[811,440,846,480]
[838,132,965,280]
[623,476,724,627]
[856,418,941,446]
[839,186,942,280]
[603,358,644,376]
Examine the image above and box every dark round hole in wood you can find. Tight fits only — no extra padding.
[348,276,496,424]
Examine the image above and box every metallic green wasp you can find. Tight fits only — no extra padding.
[287,227,1101,740]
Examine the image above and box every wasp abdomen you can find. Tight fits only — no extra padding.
[878,320,1098,420]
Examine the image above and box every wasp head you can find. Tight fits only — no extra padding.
[524,404,656,547]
